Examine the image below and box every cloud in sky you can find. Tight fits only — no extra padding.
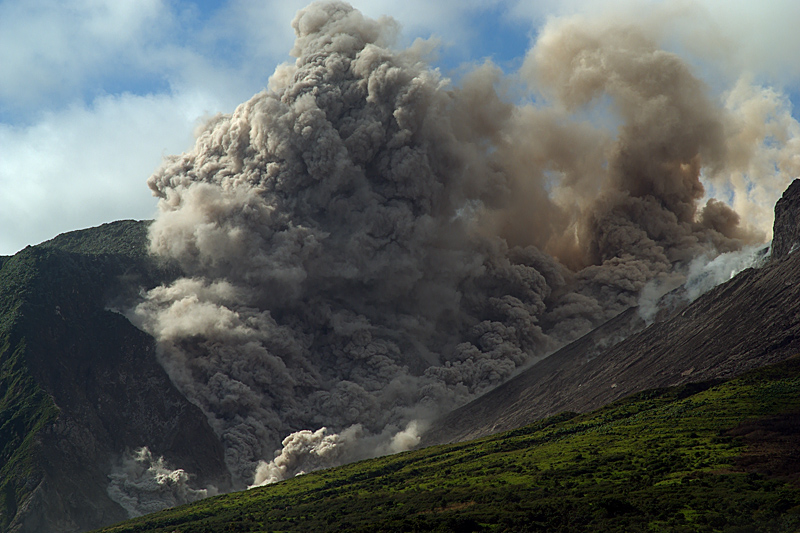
[0,90,218,247]
[0,0,798,255]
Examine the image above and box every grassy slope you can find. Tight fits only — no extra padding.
[93,357,800,533]
[0,220,153,531]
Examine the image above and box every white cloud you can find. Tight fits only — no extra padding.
[0,89,222,254]
[0,0,171,111]
[694,0,800,85]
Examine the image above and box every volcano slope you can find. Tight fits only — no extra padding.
[1,194,798,533]
[422,181,800,447]
[0,221,230,533]
[93,355,800,533]
[89,182,800,532]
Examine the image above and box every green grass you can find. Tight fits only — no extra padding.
[93,356,800,533]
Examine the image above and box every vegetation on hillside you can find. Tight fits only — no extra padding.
[38,219,150,258]
[0,221,156,530]
[91,356,800,532]
[0,249,60,531]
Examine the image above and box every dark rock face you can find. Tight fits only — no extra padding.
[1,222,230,533]
[771,179,800,261]
[423,181,800,447]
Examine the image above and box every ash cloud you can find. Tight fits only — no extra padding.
[128,1,797,492]
[107,447,216,518]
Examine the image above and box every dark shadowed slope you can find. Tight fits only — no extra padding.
[422,181,800,447]
[0,221,229,533]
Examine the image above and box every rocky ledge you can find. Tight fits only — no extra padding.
[771,179,800,261]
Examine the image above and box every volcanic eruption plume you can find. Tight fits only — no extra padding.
[126,1,797,500]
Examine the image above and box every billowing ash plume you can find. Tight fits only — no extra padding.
[107,447,216,517]
[128,1,797,493]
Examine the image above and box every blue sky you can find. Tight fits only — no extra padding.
[1,0,799,255]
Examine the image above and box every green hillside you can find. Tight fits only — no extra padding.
[0,250,59,531]
[0,221,154,530]
[93,356,800,533]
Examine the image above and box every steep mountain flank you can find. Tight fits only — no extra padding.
[0,221,229,533]
[422,180,800,447]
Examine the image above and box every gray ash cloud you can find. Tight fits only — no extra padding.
[127,1,794,492]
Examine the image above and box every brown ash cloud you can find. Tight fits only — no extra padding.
[128,1,795,492]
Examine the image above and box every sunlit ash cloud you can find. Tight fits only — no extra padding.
[110,0,798,514]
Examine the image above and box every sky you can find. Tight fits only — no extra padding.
[1,0,799,256]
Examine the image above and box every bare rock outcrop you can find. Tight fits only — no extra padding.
[771,179,800,261]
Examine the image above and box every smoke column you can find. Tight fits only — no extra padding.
[128,1,798,495]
